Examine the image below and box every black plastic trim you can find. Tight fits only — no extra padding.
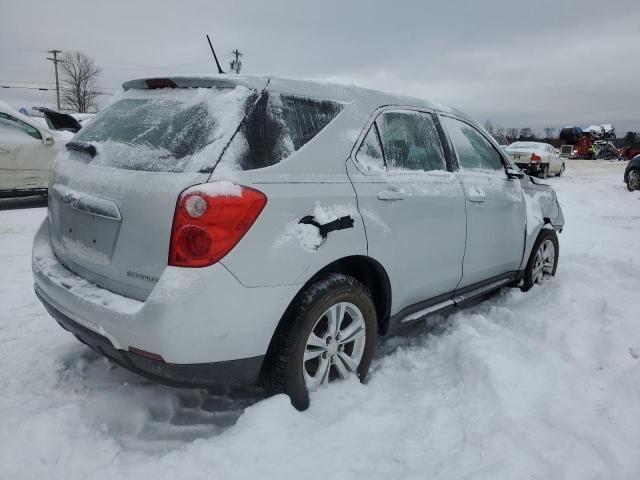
[386,271,519,334]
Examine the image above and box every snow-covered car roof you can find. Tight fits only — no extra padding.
[121,74,468,120]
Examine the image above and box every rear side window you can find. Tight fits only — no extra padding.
[376,111,446,172]
[441,116,504,171]
[230,92,343,170]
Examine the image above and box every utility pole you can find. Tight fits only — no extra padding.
[46,49,62,110]
[230,49,243,74]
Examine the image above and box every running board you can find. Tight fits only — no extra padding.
[399,277,513,324]
[452,278,513,305]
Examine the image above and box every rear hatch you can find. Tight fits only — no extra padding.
[48,79,262,301]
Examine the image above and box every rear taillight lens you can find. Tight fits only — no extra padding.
[530,153,541,162]
[168,182,267,267]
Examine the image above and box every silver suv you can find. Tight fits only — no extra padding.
[32,75,564,409]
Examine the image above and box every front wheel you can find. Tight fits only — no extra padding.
[627,169,640,191]
[556,163,565,177]
[263,274,377,410]
[521,228,559,291]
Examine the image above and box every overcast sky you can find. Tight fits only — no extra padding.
[1,0,639,134]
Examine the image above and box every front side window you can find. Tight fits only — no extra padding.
[441,116,504,171]
[376,111,446,172]
[0,113,42,140]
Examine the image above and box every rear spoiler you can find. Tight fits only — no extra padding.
[122,76,268,91]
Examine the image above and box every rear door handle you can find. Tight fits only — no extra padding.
[377,189,406,201]
[0,148,10,155]
[468,193,486,202]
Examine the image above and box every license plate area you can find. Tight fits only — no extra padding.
[57,206,120,261]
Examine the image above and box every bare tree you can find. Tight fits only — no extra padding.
[518,128,534,140]
[495,126,505,136]
[544,127,556,139]
[506,127,519,140]
[59,51,101,113]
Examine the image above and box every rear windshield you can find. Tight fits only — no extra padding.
[221,92,344,170]
[72,86,256,173]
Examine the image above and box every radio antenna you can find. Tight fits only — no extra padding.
[206,35,225,74]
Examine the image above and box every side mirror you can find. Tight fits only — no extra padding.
[43,136,55,146]
[506,167,524,179]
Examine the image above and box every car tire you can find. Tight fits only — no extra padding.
[627,169,640,191]
[521,228,559,292]
[556,163,565,177]
[538,164,549,179]
[263,274,377,410]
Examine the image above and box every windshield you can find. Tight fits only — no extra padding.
[72,86,256,173]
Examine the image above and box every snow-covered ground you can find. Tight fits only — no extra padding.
[1,160,639,480]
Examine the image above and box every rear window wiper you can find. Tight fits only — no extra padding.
[66,141,97,158]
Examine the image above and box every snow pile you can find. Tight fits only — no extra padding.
[1,161,640,479]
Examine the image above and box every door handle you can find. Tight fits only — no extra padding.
[377,189,406,201]
[468,193,486,202]
[0,148,10,155]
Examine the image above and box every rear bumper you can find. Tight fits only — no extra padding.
[32,218,300,382]
[516,163,542,174]
[36,287,264,387]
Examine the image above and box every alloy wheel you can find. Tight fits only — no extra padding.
[303,302,366,391]
[629,171,640,191]
[532,239,555,285]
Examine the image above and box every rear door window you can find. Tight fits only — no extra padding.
[355,125,385,172]
[376,111,446,172]
[440,116,504,171]
[231,92,344,170]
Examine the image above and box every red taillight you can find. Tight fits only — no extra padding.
[530,153,541,162]
[168,183,267,267]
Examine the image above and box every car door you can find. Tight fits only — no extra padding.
[0,113,51,191]
[347,108,467,314]
[439,114,526,288]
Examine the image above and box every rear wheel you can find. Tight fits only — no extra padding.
[263,274,377,410]
[521,228,559,292]
[538,164,549,179]
[627,169,640,191]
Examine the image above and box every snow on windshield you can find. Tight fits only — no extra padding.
[72,86,255,173]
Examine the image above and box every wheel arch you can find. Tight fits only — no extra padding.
[260,255,392,382]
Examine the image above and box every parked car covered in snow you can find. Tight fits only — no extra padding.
[0,101,70,198]
[624,154,640,191]
[506,141,565,178]
[32,75,565,410]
